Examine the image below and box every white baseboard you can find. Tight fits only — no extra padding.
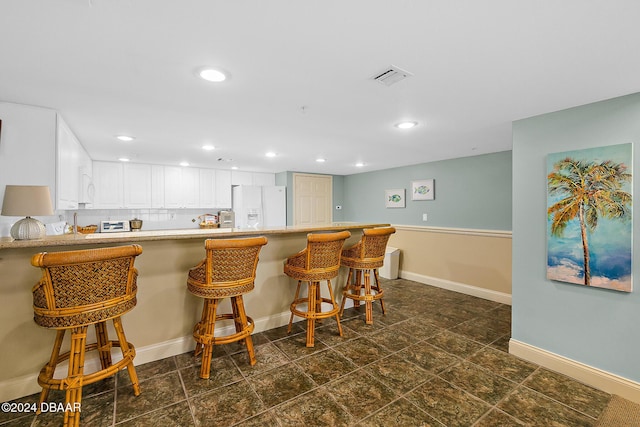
[1,301,354,403]
[509,339,640,404]
[399,270,512,305]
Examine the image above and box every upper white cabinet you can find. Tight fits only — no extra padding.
[231,170,253,186]
[56,115,91,210]
[93,162,124,208]
[90,162,256,210]
[181,168,200,208]
[163,166,183,208]
[123,163,152,208]
[215,170,232,208]
[151,165,165,208]
[0,104,57,213]
[252,172,276,186]
[199,169,216,208]
[232,170,276,186]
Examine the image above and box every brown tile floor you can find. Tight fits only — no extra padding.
[2,278,611,426]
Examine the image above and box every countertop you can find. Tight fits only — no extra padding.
[0,222,389,249]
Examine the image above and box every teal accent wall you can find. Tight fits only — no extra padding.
[512,93,640,381]
[342,151,512,230]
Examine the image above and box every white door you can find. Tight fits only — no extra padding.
[293,173,332,226]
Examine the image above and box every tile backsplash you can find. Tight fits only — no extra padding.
[0,208,222,237]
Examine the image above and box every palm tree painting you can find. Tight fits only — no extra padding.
[547,143,633,292]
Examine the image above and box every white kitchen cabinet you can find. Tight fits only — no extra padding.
[93,162,124,208]
[56,115,84,209]
[0,104,57,222]
[182,168,200,208]
[163,166,183,208]
[215,170,232,208]
[252,172,276,186]
[199,169,216,208]
[123,163,152,208]
[231,170,253,185]
[151,165,165,208]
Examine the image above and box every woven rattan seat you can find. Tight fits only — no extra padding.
[339,227,396,324]
[284,231,351,347]
[187,236,267,379]
[31,244,143,427]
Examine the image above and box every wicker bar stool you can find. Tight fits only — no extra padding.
[339,227,396,324]
[31,244,143,427]
[284,231,351,347]
[187,236,267,379]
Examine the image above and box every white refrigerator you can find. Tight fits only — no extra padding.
[232,185,287,228]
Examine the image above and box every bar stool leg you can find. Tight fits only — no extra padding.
[38,329,65,410]
[95,322,112,370]
[306,281,317,347]
[198,299,218,379]
[233,296,256,366]
[64,326,87,427]
[353,270,363,309]
[339,268,354,316]
[373,269,386,314]
[288,281,302,333]
[364,270,374,325]
[325,278,343,337]
[113,317,140,395]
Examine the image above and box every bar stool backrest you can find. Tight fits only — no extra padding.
[342,227,396,268]
[203,237,268,286]
[284,231,351,282]
[31,244,143,329]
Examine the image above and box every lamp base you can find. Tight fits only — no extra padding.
[10,216,46,240]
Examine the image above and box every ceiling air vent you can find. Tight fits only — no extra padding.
[372,65,413,87]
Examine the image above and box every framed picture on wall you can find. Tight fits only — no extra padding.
[547,143,633,292]
[411,179,435,200]
[385,189,405,208]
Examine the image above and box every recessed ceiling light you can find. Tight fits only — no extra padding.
[118,157,130,162]
[355,162,365,167]
[202,145,215,151]
[265,152,277,158]
[316,158,326,163]
[395,121,418,129]
[180,161,190,167]
[199,68,226,82]
[116,135,135,142]
[231,166,238,170]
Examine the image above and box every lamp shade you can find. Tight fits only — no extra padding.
[1,185,54,217]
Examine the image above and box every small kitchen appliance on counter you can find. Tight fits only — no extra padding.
[100,220,130,233]
[130,218,143,231]
[218,210,235,228]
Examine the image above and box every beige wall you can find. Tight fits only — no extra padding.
[388,226,512,297]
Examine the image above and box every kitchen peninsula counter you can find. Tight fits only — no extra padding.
[0,222,388,249]
[0,222,388,402]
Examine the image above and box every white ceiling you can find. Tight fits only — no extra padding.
[1,1,639,175]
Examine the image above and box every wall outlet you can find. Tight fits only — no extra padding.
[335,205,342,210]
[422,213,428,221]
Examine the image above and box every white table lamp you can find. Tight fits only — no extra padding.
[1,185,54,240]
